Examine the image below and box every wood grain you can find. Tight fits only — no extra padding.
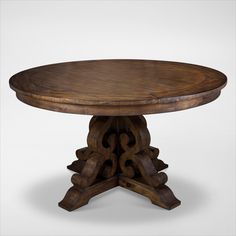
[9,59,226,211]
[9,59,227,116]
[61,115,178,211]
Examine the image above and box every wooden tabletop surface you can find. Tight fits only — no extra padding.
[9,59,227,116]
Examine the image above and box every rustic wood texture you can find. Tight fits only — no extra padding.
[59,177,118,211]
[9,59,226,211]
[60,115,179,211]
[9,59,227,116]
[119,176,180,210]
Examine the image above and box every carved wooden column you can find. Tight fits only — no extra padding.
[59,116,119,211]
[117,116,180,210]
[59,115,180,211]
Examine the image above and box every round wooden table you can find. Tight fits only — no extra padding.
[9,59,227,211]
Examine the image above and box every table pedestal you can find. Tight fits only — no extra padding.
[59,116,181,211]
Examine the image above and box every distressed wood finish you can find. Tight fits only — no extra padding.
[9,59,227,211]
[60,115,179,211]
[9,59,227,116]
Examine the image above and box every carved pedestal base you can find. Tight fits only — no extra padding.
[59,116,180,211]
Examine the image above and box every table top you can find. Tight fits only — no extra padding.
[9,59,227,116]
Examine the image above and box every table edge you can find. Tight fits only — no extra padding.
[9,59,227,106]
[14,88,223,116]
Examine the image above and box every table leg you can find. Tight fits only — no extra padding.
[59,117,119,211]
[118,116,180,210]
[59,115,180,211]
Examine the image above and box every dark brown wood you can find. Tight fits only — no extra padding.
[59,177,118,211]
[60,115,179,211]
[9,59,227,116]
[119,176,180,210]
[9,59,226,211]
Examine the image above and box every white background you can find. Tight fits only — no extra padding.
[0,1,235,235]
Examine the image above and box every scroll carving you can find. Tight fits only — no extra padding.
[60,115,180,211]
[119,116,168,187]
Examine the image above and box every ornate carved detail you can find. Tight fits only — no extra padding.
[60,115,180,211]
[68,117,118,182]
[59,116,119,210]
[119,116,150,178]
[119,116,168,187]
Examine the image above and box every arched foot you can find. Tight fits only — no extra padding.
[151,185,181,210]
[59,177,118,211]
[119,176,180,210]
[58,186,89,211]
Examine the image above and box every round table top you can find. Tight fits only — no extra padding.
[9,59,227,116]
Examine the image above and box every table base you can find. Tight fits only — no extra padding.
[59,116,181,211]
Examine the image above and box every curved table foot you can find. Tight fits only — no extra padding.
[119,176,180,210]
[59,177,118,211]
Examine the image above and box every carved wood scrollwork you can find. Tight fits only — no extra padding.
[70,116,118,189]
[119,116,167,187]
[60,115,180,211]
[119,116,150,178]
